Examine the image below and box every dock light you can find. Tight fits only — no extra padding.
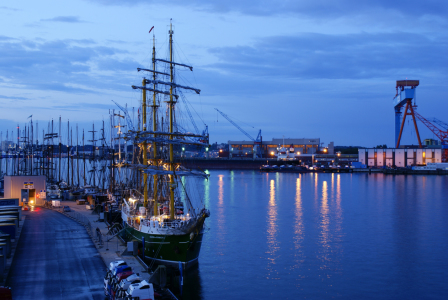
[296,152,301,155]
[30,200,34,204]
[270,151,275,155]
[337,153,341,157]
[219,149,222,153]
[324,148,327,153]
[205,147,209,151]
[182,147,185,151]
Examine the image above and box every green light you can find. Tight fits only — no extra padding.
[206,147,209,151]
[182,147,185,151]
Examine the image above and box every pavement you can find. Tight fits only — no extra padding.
[55,201,150,280]
[4,201,152,299]
[5,208,106,299]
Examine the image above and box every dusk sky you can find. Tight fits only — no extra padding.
[1,0,447,147]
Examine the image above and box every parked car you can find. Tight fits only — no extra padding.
[63,206,71,212]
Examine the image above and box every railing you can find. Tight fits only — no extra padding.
[64,210,93,236]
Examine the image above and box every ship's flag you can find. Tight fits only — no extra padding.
[149,26,154,34]
[27,115,32,119]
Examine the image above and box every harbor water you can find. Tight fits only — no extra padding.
[183,170,448,299]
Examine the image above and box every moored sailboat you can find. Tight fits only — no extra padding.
[120,21,210,269]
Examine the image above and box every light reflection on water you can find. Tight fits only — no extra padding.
[195,171,448,300]
[292,176,304,272]
[266,179,278,278]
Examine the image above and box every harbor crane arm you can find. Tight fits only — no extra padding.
[112,100,134,131]
[215,108,255,141]
[430,118,448,131]
[414,112,448,143]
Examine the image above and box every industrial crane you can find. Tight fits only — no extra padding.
[414,111,448,162]
[429,118,448,131]
[393,80,422,148]
[214,108,262,158]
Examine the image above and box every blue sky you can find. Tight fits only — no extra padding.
[1,0,447,147]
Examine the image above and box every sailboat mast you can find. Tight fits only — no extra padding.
[142,76,148,207]
[169,22,175,220]
[152,34,158,216]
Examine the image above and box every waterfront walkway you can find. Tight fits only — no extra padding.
[5,208,106,300]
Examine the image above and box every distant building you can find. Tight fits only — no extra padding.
[229,138,320,158]
[359,148,442,167]
[424,139,441,146]
[1,141,14,151]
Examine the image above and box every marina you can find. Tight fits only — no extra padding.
[1,2,448,299]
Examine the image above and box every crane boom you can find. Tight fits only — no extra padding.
[215,108,255,141]
[112,100,134,131]
[414,111,448,143]
[430,118,448,131]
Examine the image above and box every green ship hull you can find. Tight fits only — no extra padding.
[121,222,205,269]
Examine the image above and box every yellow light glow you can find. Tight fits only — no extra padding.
[296,152,300,155]
[219,149,223,152]
[30,200,34,204]
[270,152,275,155]
[324,149,327,153]
[337,153,341,157]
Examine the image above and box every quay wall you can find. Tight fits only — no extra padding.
[180,158,266,170]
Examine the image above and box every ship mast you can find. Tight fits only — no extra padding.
[142,76,148,207]
[169,22,175,220]
[152,34,159,216]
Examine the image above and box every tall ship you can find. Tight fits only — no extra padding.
[120,21,210,269]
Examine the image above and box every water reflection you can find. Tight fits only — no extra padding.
[216,175,225,254]
[266,179,279,278]
[182,265,204,300]
[292,176,304,270]
[318,180,330,269]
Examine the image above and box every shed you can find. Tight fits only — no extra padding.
[3,176,47,206]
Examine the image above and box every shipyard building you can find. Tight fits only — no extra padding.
[228,138,322,158]
[359,148,443,167]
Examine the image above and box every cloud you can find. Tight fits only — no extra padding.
[40,16,86,23]
[0,6,20,11]
[206,32,448,81]
[84,0,448,19]
[0,37,137,94]
[0,95,28,100]
[52,102,117,111]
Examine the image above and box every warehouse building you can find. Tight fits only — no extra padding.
[359,148,442,167]
[228,138,321,158]
[3,175,47,206]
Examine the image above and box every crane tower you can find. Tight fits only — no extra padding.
[393,80,422,148]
